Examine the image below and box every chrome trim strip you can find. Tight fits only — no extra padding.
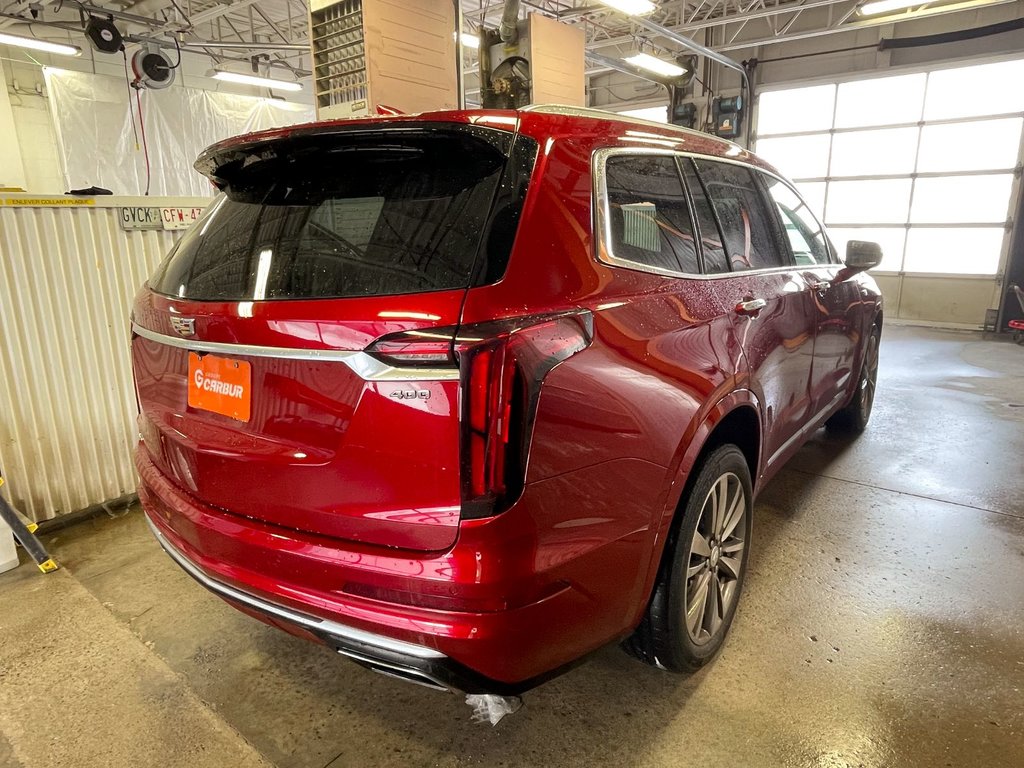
[765,391,846,469]
[132,323,460,382]
[145,516,446,660]
[335,648,449,691]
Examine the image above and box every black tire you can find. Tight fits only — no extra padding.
[826,326,880,434]
[624,444,753,672]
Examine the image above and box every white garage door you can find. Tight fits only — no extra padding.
[755,56,1024,327]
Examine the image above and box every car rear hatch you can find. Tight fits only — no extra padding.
[131,120,533,552]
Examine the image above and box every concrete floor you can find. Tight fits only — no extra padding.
[1,325,1023,768]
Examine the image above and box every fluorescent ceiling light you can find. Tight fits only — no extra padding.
[858,0,923,14]
[625,52,686,78]
[0,31,80,57]
[598,0,657,14]
[460,33,479,49]
[213,70,303,92]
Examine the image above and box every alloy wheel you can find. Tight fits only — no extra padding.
[860,333,879,420]
[684,472,747,645]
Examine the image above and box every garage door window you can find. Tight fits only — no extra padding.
[755,58,1023,276]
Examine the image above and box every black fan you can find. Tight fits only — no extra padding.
[489,56,531,110]
[84,16,123,54]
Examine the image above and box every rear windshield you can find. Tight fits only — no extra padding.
[150,128,520,301]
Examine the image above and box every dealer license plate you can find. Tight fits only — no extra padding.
[187,352,251,422]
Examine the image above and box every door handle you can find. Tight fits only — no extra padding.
[809,280,832,294]
[735,297,767,316]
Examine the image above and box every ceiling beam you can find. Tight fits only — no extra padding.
[182,40,308,51]
[582,0,855,52]
[252,5,293,45]
[0,0,59,31]
[713,0,1020,51]
[188,1,265,27]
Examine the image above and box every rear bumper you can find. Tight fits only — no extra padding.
[146,515,541,694]
[135,443,640,692]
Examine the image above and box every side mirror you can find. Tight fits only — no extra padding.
[845,240,883,272]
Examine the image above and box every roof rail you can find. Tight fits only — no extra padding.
[521,104,735,148]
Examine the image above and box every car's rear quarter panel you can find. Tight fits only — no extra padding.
[458,114,753,645]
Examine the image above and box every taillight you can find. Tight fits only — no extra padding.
[366,330,457,366]
[460,338,516,515]
[367,310,594,519]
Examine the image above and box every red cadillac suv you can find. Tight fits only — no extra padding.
[132,106,883,694]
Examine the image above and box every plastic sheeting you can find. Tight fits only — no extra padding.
[44,67,314,197]
[465,694,523,725]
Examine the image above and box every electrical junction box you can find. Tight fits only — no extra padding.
[671,101,698,129]
[712,95,743,139]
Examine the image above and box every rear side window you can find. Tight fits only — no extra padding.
[150,129,527,301]
[693,160,790,271]
[602,154,699,274]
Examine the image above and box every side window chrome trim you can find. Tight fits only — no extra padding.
[593,147,834,279]
[593,147,694,279]
[131,324,460,382]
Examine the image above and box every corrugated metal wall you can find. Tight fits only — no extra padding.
[0,196,209,522]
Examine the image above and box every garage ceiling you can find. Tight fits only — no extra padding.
[460,0,1017,60]
[0,0,1014,84]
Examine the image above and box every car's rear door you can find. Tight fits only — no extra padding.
[131,124,529,552]
[682,158,818,478]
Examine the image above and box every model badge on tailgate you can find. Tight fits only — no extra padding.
[389,390,430,401]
